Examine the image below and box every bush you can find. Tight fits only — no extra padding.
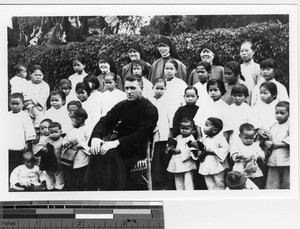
[8,21,289,91]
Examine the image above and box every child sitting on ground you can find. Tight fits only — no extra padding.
[231,123,265,189]
[10,150,46,191]
[167,118,197,190]
[198,117,229,190]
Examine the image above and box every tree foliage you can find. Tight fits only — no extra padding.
[8,22,289,92]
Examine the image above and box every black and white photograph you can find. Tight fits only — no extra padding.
[1,4,298,195]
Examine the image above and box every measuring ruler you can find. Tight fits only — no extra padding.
[0,201,164,229]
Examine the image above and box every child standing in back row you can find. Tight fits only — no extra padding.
[265,101,290,189]
[193,61,212,108]
[167,118,197,190]
[163,59,187,124]
[68,57,88,99]
[240,41,263,102]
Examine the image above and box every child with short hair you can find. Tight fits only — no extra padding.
[163,59,188,123]
[67,100,82,118]
[149,78,173,190]
[62,108,91,191]
[10,151,46,191]
[43,90,72,134]
[131,59,153,99]
[36,122,65,190]
[222,61,248,105]
[240,41,263,102]
[84,75,103,123]
[231,123,265,189]
[101,73,127,117]
[59,79,78,104]
[68,57,88,98]
[225,171,259,190]
[8,93,36,176]
[198,117,229,190]
[172,86,199,138]
[227,84,252,147]
[194,79,231,140]
[10,64,28,94]
[75,82,95,128]
[251,81,278,130]
[167,118,197,190]
[193,61,212,108]
[265,101,290,189]
[24,65,50,128]
[251,59,289,106]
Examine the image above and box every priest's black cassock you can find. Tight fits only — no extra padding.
[85,96,158,191]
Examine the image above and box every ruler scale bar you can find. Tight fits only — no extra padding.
[0,201,164,229]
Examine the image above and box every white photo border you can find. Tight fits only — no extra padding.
[0,4,298,201]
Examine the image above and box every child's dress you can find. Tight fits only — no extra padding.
[149,94,172,189]
[24,80,50,127]
[142,77,153,99]
[101,89,127,117]
[199,132,229,190]
[62,124,91,190]
[227,102,252,148]
[87,90,103,126]
[164,77,187,124]
[10,76,28,94]
[43,106,72,134]
[251,100,277,131]
[167,134,197,173]
[172,104,199,138]
[240,59,263,103]
[266,119,290,189]
[193,82,212,108]
[194,99,230,136]
[68,72,88,99]
[10,164,44,188]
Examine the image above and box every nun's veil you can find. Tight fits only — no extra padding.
[200,43,223,66]
[157,36,181,61]
[96,52,117,75]
[128,43,148,62]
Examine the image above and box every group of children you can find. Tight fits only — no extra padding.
[8,39,290,191]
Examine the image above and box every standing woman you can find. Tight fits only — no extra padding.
[96,53,123,92]
[188,43,224,85]
[149,36,188,84]
[122,43,151,80]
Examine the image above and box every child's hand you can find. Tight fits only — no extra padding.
[265,141,274,150]
[69,139,79,146]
